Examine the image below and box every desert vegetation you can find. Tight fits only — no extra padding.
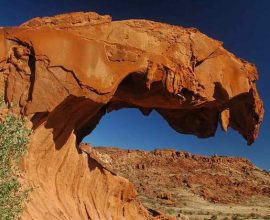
[0,94,32,220]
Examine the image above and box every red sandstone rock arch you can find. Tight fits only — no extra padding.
[0,12,264,220]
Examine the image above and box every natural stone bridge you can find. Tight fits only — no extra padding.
[0,12,264,220]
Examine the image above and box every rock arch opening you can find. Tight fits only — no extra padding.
[29,66,263,155]
[38,72,225,152]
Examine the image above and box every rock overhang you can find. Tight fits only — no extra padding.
[0,11,264,145]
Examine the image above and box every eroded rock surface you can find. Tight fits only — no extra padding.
[0,12,264,220]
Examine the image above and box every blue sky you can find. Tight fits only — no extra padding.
[0,0,269,170]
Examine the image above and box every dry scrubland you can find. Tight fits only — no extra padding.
[93,146,270,220]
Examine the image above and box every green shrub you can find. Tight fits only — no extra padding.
[0,97,32,220]
[166,208,176,215]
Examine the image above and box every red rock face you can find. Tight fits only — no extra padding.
[93,147,270,205]
[0,12,264,219]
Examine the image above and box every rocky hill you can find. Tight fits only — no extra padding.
[88,145,270,219]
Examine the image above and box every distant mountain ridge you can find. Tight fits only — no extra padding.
[84,144,270,219]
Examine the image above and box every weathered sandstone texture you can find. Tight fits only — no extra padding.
[0,12,264,219]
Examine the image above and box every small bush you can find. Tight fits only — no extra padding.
[166,208,176,215]
[211,215,218,220]
[232,214,241,220]
[249,213,260,219]
[0,96,32,220]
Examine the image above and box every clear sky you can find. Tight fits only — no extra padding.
[0,0,269,170]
